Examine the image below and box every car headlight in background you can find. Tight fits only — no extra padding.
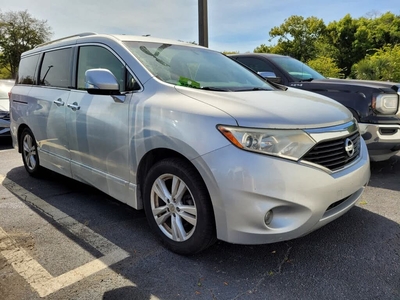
[372,94,399,115]
[217,125,316,161]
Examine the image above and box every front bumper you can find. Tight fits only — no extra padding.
[195,138,370,245]
[359,123,400,161]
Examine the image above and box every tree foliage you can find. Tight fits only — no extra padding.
[324,14,372,77]
[0,10,52,78]
[352,45,400,82]
[258,16,326,62]
[0,65,11,79]
[254,11,400,80]
[307,57,343,78]
[222,51,239,55]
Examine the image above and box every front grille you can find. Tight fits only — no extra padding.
[302,131,361,171]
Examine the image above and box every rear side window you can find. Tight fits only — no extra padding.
[39,48,72,88]
[17,54,39,84]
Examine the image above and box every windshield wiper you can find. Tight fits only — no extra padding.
[235,87,271,91]
[200,86,232,91]
[299,77,314,82]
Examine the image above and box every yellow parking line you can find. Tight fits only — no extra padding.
[0,174,159,298]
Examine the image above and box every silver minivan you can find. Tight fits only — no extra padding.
[10,33,370,254]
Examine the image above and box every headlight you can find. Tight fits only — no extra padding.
[373,94,399,115]
[217,125,316,161]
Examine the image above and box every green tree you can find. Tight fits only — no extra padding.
[307,57,343,78]
[222,51,239,55]
[324,12,400,78]
[0,64,12,78]
[352,45,400,81]
[367,12,400,50]
[266,15,326,62]
[324,14,367,77]
[254,44,273,53]
[0,10,52,78]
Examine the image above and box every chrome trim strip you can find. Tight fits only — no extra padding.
[299,154,362,175]
[305,120,358,143]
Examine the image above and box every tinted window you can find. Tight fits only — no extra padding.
[39,48,72,88]
[268,56,325,80]
[17,54,39,85]
[77,46,139,92]
[236,57,275,73]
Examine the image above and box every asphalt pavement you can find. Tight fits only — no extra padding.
[0,137,399,300]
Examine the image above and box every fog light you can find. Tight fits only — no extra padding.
[264,210,273,226]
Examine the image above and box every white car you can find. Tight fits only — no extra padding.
[0,79,14,137]
[10,33,370,254]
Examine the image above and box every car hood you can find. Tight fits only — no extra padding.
[313,78,400,93]
[175,86,352,129]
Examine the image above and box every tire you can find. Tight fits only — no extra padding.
[20,128,42,177]
[143,158,216,255]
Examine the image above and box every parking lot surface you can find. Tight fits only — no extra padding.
[0,138,399,300]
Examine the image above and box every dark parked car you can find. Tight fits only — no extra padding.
[230,53,400,161]
[0,79,14,137]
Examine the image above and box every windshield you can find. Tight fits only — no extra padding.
[123,42,274,91]
[268,56,325,81]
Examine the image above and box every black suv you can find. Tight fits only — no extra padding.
[230,53,400,161]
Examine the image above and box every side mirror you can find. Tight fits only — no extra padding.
[85,69,120,95]
[257,71,282,84]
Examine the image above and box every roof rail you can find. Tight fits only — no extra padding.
[34,32,97,48]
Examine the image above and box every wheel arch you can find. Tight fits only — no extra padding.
[16,124,30,153]
[136,148,216,222]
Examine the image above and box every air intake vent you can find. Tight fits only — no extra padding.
[302,131,360,171]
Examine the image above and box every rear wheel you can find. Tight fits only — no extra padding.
[143,158,216,255]
[20,128,42,176]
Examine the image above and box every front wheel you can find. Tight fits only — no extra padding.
[20,128,42,176]
[143,158,216,255]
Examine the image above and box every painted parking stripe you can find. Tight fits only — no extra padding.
[0,148,15,153]
[0,174,159,299]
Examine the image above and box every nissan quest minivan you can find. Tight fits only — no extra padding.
[10,33,370,254]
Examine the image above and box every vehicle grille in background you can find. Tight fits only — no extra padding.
[302,131,361,171]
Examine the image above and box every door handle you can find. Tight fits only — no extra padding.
[53,98,64,106]
[67,102,80,111]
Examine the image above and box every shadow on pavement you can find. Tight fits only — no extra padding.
[0,136,12,150]
[3,165,400,300]
[103,286,152,300]
[369,154,400,192]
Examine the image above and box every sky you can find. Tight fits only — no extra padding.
[1,0,399,53]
